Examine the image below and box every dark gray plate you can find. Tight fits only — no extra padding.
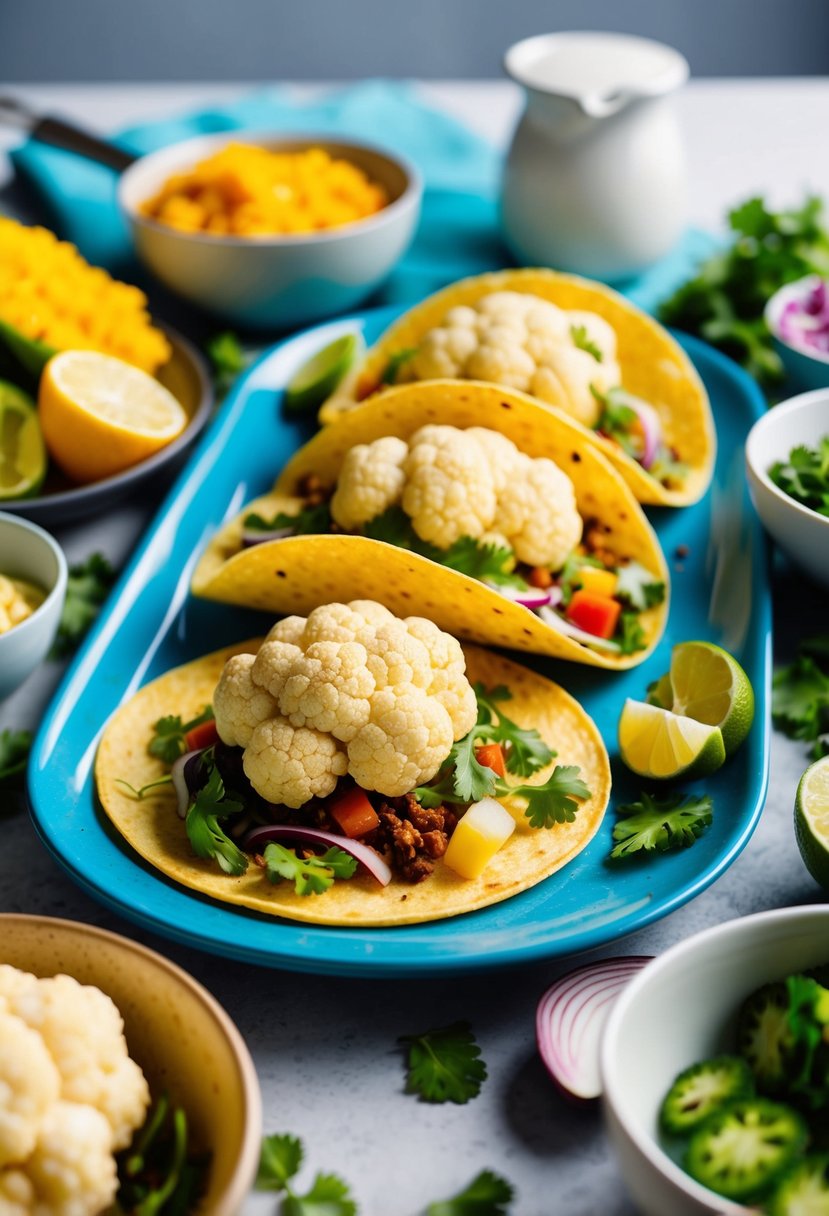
[1,324,213,525]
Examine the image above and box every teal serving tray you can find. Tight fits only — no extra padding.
[28,309,770,975]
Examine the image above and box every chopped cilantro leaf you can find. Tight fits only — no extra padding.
[244,501,332,535]
[257,1134,303,1191]
[206,331,248,396]
[769,437,829,517]
[283,1173,357,1216]
[616,610,648,656]
[52,553,116,658]
[773,637,829,758]
[615,562,666,611]
[185,760,246,875]
[263,843,357,896]
[364,507,526,589]
[0,729,31,783]
[427,1170,515,1216]
[592,386,641,460]
[400,1021,487,1104]
[256,1134,356,1216]
[610,791,713,860]
[380,348,418,385]
[472,684,553,776]
[570,323,603,362]
[500,765,591,829]
[148,706,214,764]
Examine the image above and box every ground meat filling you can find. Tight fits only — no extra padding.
[366,794,459,884]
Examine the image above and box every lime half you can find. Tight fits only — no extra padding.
[0,380,46,500]
[669,641,754,756]
[618,698,726,780]
[284,332,363,415]
[795,755,829,889]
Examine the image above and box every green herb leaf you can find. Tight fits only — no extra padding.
[0,729,31,782]
[496,764,590,829]
[185,761,247,876]
[115,775,173,801]
[380,348,418,385]
[52,552,116,658]
[615,562,666,612]
[610,791,713,860]
[427,1170,515,1216]
[206,331,248,396]
[364,507,526,589]
[283,1173,357,1216]
[769,437,829,517]
[570,323,603,362]
[257,1134,304,1191]
[592,386,642,460]
[244,501,332,536]
[472,684,553,776]
[148,706,214,764]
[557,552,605,608]
[263,843,357,896]
[400,1021,487,1104]
[616,610,648,656]
[773,642,829,746]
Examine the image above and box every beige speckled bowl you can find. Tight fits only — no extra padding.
[0,915,262,1215]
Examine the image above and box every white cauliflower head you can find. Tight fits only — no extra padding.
[0,1168,35,1216]
[497,455,583,569]
[330,435,408,530]
[214,652,279,748]
[402,425,496,548]
[265,615,306,646]
[0,1009,60,1168]
[26,1101,117,1216]
[216,602,477,803]
[465,427,523,494]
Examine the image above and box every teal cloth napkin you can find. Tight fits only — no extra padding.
[9,80,713,323]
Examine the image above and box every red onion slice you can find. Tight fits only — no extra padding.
[484,582,552,610]
[170,749,205,819]
[536,956,653,1101]
[243,823,392,886]
[537,604,621,652]
[625,398,662,470]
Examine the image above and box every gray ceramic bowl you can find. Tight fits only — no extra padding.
[118,132,422,330]
[0,512,67,699]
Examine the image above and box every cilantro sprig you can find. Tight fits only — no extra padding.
[52,552,117,658]
[263,842,358,896]
[364,507,527,590]
[184,758,247,876]
[149,706,214,764]
[570,324,603,361]
[244,501,333,536]
[427,1170,514,1216]
[615,561,666,612]
[206,331,248,397]
[769,437,829,518]
[256,1133,357,1216]
[773,635,829,760]
[592,386,642,460]
[399,1021,487,1105]
[609,791,713,860]
[380,348,418,385]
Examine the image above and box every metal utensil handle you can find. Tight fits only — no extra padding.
[0,95,137,173]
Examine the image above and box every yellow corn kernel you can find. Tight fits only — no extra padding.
[443,797,516,881]
[578,566,618,598]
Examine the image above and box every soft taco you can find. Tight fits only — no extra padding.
[95,602,611,927]
[192,381,670,670]
[319,268,716,506]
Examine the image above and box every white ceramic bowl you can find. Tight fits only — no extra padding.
[765,276,829,393]
[745,389,829,586]
[118,133,422,330]
[0,513,67,698]
[601,906,829,1216]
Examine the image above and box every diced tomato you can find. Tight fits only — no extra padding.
[528,566,554,589]
[475,742,506,778]
[185,719,220,752]
[566,590,622,640]
[329,787,380,838]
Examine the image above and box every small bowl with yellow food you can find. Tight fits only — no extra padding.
[118,133,422,329]
[0,512,67,699]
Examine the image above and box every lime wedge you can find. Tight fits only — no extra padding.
[618,698,726,780]
[283,332,363,415]
[0,319,56,378]
[669,641,754,756]
[0,381,47,499]
[795,756,829,889]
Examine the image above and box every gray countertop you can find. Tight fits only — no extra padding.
[0,81,827,1216]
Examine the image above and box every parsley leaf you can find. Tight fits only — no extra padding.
[380,348,418,385]
[769,436,829,517]
[498,765,591,829]
[427,1170,515,1216]
[615,562,666,612]
[610,791,713,860]
[148,706,214,764]
[263,843,357,896]
[773,637,829,758]
[244,501,332,535]
[283,1173,357,1216]
[364,508,526,589]
[52,553,116,658]
[257,1134,303,1191]
[616,610,647,656]
[206,331,248,396]
[185,761,247,875]
[400,1021,487,1104]
[0,729,31,782]
[472,684,553,777]
[570,323,603,362]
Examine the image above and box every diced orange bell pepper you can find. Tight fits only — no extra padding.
[475,742,506,778]
[329,787,380,838]
[566,590,622,640]
[577,566,618,598]
[185,719,220,752]
[529,566,554,589]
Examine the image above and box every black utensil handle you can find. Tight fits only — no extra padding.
[31,115,138,172]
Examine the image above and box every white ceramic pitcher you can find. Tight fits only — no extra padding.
[500,32,689,281]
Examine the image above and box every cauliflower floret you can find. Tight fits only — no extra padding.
[251,640,304,702]
[8,975,149,1153]
[214,652,279,748]
[404,617,477,738]
[407,323,479,380]
[265,615,306,646]
[346,600,394,628]
[301,602,373,647]
[525,300,571,339]
[465,339,536,391]
[402,425,496,548]
[0,1009,60,1168]
[466,427,523,494]
[244,718,347,807]
[0,967,38,1008]
[347,688,454,796]
[278,641,375,742]
[476,290,534,319]
[498,456,582,569]
[0,1168,35,1216]
[26,1101,117,1216]
[530,346,618,427]
[330,436,408,531]
[361,620,432,691]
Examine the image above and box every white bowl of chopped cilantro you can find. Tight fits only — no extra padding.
[601,905,829,1216]
[745,390,829,588]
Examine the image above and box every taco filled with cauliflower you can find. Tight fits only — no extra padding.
[319,268,715,507]
[192,381,669,670]
[95,601,611,927]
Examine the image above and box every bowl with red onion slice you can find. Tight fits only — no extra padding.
[765,275,829,392]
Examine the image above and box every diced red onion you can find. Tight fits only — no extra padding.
[536,956,653,1101]
[625,399,662,470]
[170,749,205,819]
[778,279,829,353]
[241,526,294,548]
[484,582,552,610]
[537,604,621,652]
[242,823,392,886]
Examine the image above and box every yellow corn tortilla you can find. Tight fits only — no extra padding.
[192,381,670,670]
[319,268,716,507]
[95,642,611,927]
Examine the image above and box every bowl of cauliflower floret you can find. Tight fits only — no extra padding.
[0,914,261,1216]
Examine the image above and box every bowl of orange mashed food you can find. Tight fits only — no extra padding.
[120,134,422,330]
